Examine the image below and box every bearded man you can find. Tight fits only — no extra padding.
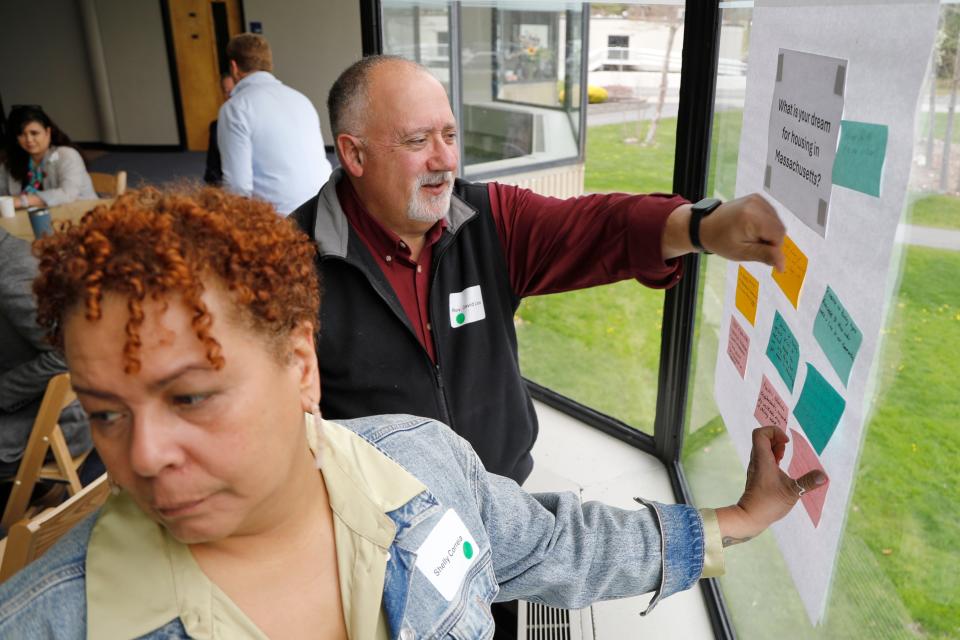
[292,55,786,486]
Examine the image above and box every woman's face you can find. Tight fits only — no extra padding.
[16,120,52,158]
[64,284,319,544]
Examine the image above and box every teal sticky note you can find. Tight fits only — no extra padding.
[813,286,863,386]
[832,120,888,197]
[793,363,846,455]
[765,311,800,392]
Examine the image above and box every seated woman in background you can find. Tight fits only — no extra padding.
[0,105,96,208]
[0,187,825,639]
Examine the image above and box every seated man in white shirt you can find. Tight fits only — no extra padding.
[218,33,332,215]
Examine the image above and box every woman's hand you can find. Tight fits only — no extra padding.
[716,426,828,547]
[17,193,44,209]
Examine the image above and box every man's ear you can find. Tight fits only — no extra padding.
[336,134,365,178]
[229,59,241,82]
[288,320,320,412]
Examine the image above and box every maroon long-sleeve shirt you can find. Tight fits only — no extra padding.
[337,178,687,362]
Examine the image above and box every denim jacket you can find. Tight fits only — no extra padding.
[0,415,713,639]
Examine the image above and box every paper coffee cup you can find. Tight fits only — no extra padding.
[0,196,14,219]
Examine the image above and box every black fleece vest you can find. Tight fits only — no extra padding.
[292,180,537,483]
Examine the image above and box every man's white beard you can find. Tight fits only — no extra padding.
[407,171,454,223]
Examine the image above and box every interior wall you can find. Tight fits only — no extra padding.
[0,0,101,141]
[95,0,179,145]
[242,0,363,144]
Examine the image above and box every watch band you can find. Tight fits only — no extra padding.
[689,198,722,253]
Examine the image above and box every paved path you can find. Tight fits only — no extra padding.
[897,224,960,251]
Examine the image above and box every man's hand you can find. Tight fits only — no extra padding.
[701,194,786,271]
[663,194,786,271]
[716,426,828,547]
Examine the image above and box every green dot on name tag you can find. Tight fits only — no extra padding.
[463,541,473,559]
[456,312,465,325]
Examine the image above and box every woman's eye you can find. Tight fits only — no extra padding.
[172,393,210,408]
[88,410,125,426]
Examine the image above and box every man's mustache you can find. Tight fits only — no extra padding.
[415,172,454,189]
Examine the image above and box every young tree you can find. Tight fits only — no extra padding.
[643,7,683,146]
[927,37,939,167]
[940,34,960,191]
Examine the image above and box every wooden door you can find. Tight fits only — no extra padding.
[166,0,243,150]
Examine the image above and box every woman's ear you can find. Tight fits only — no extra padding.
[288,320,320,412]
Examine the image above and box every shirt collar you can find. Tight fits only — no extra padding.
[232,70,278,93]
[85,416,425,639]
[337,177,447,263]
[309,415,426,545]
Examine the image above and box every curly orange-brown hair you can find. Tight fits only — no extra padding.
[33,186,320,373]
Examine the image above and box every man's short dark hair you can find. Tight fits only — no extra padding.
[327,55,428,138]
[226,33,273,73]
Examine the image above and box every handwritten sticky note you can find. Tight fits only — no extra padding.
[727,317,750,378]
[735,266,760,326]
[754,375,788,431]
[771,235,808,308]
[832,120,887,197]
[766,311,800,391]
[813,286,863,386]
[793,363,845,455]
[788,428,830,527]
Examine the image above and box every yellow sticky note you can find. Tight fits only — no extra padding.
[771,235,808,308]
[735,266,760,326]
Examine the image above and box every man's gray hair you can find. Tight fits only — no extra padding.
[327,55,431,138]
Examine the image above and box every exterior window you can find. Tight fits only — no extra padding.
[608,34,629,60]
[381,1,584,178]
[684,4,959,637]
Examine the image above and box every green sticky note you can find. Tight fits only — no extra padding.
[794,363,846,455]
[813,286,862,386]
[832,120,887,197]
[765,311,800,392]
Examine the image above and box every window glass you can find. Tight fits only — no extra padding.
[460,3,583,176]
[517,3,685,433]
[382,1,584,176]
[381,2,452,95]
[684,4,959,637]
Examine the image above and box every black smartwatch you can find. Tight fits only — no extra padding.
[689,197,722,253]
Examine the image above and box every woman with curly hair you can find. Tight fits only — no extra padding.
[1,105,96,209]
[0,187,823,639]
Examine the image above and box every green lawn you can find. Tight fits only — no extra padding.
[910,193,960,229]
[579,117,676,193]
[518,117,959,637]
[516,117,677,431]
[919,110,960,145]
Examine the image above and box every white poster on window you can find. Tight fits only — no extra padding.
[713,0,938,625]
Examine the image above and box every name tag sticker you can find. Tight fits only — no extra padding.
[449,285,486,328]
[414,509,478,601]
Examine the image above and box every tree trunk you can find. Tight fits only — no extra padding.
[643,14,680,146]
[940,32,960,191]
[927,47,937,165]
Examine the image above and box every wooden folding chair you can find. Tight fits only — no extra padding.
[1,373,92,530]
[0,474,108,583]
[89,170,127,197]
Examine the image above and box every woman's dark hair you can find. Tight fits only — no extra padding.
[1,106,78,185]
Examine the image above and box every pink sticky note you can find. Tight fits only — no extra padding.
[754,375,788,432]
[727,316,750,378]
[788,429,830,527]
